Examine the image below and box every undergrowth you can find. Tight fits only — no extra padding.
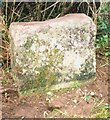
[91,104,110,118]
[0,1,109,118]
[96,3,110,57]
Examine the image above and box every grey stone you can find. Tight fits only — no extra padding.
[9,14,96,91]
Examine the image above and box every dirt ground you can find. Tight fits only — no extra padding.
[1,55,109,118]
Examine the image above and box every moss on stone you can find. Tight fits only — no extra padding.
[10,20,96,92]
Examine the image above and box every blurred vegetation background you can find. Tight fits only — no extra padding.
[0,1,109,81]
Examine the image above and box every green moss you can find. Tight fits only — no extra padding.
[74,57,96,80]
[13,26,96,92]
[24,38,33,49]
[14,34,65,91]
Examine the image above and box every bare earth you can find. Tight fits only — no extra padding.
[2,55,109,118]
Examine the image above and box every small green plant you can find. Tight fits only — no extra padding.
[83,95,91,102]
[92,104,110,118]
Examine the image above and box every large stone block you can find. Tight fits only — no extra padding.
[9,14,96,91]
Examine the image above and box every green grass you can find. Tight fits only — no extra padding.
[91,104,110,118]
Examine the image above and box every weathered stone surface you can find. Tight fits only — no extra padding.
[9,14,96,91]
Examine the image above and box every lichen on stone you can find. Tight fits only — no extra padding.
[10,14,96,91]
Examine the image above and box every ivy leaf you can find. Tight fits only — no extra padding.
[105,52,110,56]
[99,105,110,109]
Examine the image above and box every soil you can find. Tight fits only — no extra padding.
[1,55,109,118]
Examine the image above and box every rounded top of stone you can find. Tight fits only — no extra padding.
[10,13,93,27]
[9,13,96,47]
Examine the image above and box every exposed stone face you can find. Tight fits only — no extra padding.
[9,14,96,91]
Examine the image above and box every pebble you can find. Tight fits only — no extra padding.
[100,94,103,97]
[90,92,95,96]
[47,92,53,96]
[73,99,78,104]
